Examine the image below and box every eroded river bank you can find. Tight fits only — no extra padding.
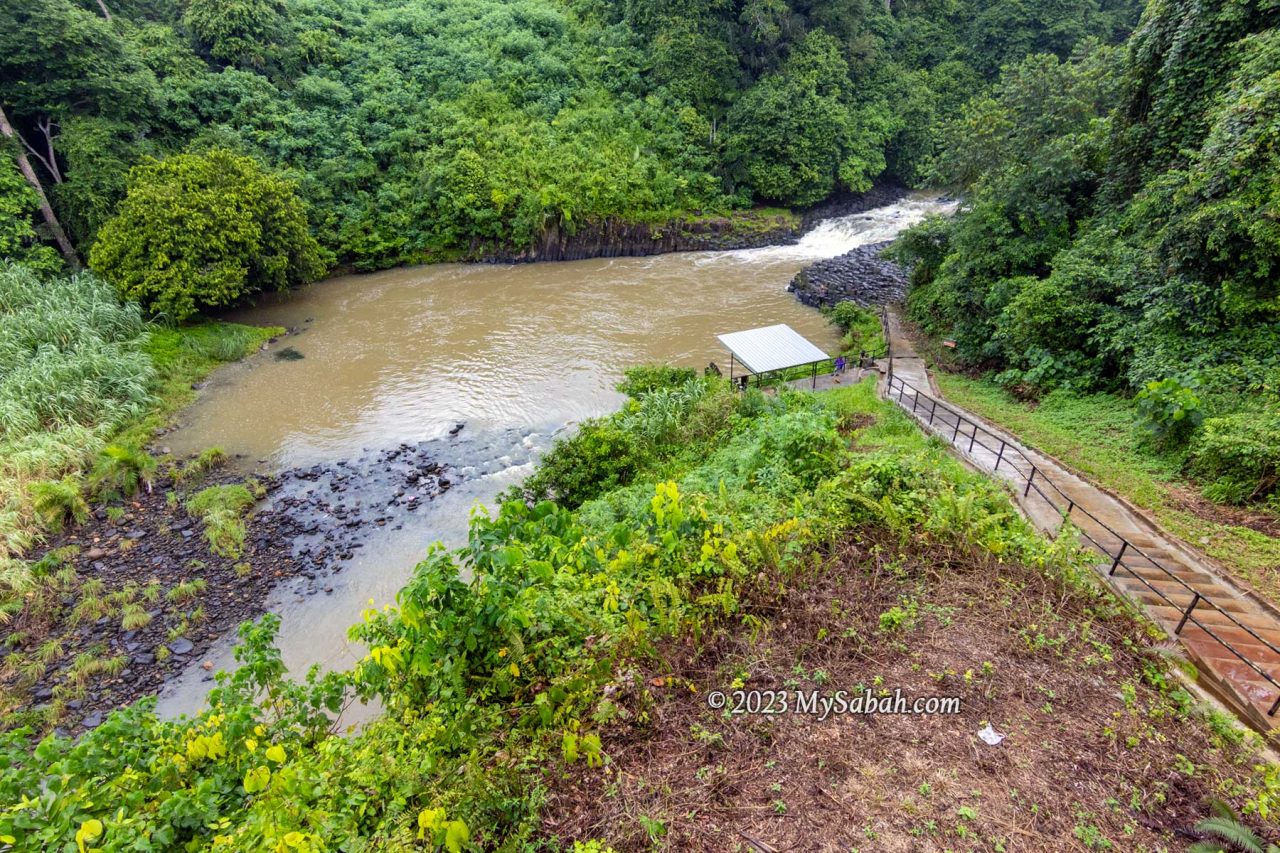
[154,192,952,720]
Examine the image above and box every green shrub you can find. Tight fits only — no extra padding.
[829,301,882,349]
[749,408,844,489]
[186,484,257,557]
[89,148,327,322]
[1190,411,1280,505]
[1135,378,1204,449]
[518,420,645,508]
[29,476,90,533]
[618,378,712,444]
[183,0,284,65]
[90,444,157,499]
[616,365,698,399]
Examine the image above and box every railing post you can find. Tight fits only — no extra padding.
[1108,541,1128,576]
[951,415,962,442]
[1065,499,1075,517]
[912,390,920,412]
[884,306,893,385]
[1175,593,1201,635]
[929,398,937,425]
[1024,465,1036,496]
[994,442,1005,471]
[1269,693,1280,717]
[968,424,978,453]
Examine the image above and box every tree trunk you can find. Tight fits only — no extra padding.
[19,116,63,184]
[0,104,79,268]
[95,0,112,19]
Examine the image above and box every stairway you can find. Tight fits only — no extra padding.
[879,317,1280,735]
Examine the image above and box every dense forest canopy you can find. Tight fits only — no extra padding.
[2,0,1139,282]
[894,0,1280,506]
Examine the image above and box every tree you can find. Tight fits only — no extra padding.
[0,105,79,268]
[0,0,158,117]
[89,147,326,320]
[182,0,286,67]
[726,30,890,206]
[0,155,65,274]
[724,30,847,206]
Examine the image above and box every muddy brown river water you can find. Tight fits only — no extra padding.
[156,193,952,719]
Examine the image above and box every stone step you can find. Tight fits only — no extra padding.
[1113,571,1254,614]
[885,372,1280,733]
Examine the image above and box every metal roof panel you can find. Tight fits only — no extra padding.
[716,324,830,374]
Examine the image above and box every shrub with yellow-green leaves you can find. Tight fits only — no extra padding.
[89,149,327,323]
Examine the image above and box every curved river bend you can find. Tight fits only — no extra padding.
[157,192,952,718]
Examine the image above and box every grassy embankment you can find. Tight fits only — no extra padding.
[3,369,1275,850]
[674,206,800,238]
[0,263,279,558]
[932,372,1280,604]
[0,262,281,726]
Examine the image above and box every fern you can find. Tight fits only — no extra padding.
[91,444,157,499]
[30,476,90,533]
[1191,815,1272,853]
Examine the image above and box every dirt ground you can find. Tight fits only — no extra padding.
[1,442,452,735]
[1170,486,1280,539]
[539,531,1272,851]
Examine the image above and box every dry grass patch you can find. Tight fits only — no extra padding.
[540,530,1272,851]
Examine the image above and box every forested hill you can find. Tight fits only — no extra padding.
[2,0,1137,280]
[893,0,1279,510]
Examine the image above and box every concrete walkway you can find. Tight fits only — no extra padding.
[879,310,1280,735]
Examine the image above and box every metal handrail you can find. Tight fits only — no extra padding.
[884,371,1280,716]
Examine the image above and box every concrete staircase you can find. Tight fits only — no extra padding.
[879,314,1280,736]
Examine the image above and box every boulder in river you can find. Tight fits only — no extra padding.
[788,240,909,309]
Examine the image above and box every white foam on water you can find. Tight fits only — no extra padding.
[697,192,956,267]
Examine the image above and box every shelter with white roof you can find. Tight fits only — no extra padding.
[716,323,831,389]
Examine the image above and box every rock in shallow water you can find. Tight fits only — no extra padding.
[788,240,909,309]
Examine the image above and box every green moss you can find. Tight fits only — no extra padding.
[677,206,801,235]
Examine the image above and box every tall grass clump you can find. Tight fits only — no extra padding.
[186,484,257,558]
[0,263,153,435]
[0,263,154,557]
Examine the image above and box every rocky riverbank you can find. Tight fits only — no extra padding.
[6,439,462,736]
[787,240,910,308]
[481,183,909,262]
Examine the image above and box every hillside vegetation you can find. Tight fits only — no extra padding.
[892,0,1280,558]
[2,374,1276,850]
[3,0,1137,299]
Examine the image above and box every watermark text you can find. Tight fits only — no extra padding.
[706,688,960,720]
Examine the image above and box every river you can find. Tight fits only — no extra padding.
[156,191,951,719]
